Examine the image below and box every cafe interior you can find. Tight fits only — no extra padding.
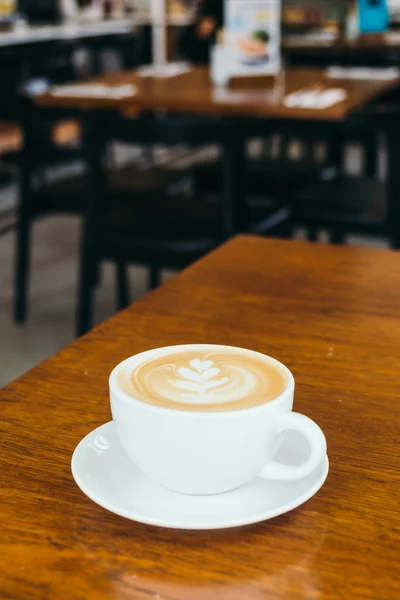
[2,3,400,597]
[1,0,400,387]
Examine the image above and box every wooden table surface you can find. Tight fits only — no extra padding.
[1,236,400,600]
[36,67,400,121]
[0,19,136,48]
[283,31,400,51]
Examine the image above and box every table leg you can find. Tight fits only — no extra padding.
[91,47,103,77]
[222,131,246,240]
[116,262,131,311]
[76,112,105,337]
[386,121,400,250]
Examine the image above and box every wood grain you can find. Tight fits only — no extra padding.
[1,236,400,600]
[36,67,400,121]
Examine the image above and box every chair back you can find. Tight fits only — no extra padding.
[18,0,61,24]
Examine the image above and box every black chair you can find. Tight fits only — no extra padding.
[281,48,400,246]
[291,177,387,243]
[189,128,339,240]
[192,126,336,204]
[0,36,83,187]
[288,108,400,247]
[191,154,335,201]
[14,152,187,327]
[76,186,290,336]
[18,0,61,24]
[14,103,211,328]
[16,107,294,335]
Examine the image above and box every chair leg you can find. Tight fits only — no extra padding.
[91,261,102,288]
[76,112,105,338]
[307,227,318,242]
[331,229,346,245]
[148,266,161,291]
[222,133,246,240]
[327,129,344,173]
[277,210,295,239]
[15,99,35,324]
[76,249,95,337]
[386,123,400,250]
[14,211,31,324]
[116,262,130,311]
[364,132,378,178]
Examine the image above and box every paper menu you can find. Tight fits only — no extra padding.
[225,0,282,77]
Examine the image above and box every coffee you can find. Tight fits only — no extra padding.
[118,346,287,412]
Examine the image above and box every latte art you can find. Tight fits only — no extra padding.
[174,359,230,398]
[119,347,287,412]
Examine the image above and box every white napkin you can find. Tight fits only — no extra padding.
[50,83,137,99]
[326,66,400,81]
[137,62,192,78]
[285,32,337,46]
[283,87,347,110]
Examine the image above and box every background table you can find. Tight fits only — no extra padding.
[1,236,399,600]
[34,66,400,241]
[0,19,136,48]
[37,66,400,120]
[283,31,400,67]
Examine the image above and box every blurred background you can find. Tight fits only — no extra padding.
[0,0,399,386]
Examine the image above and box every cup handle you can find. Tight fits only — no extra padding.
[258,412,327,481]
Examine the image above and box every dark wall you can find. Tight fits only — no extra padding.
[18,0,61,24]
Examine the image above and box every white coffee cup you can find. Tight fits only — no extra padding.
[109,345,327,495]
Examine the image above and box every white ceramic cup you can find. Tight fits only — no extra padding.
[109,345,327,495]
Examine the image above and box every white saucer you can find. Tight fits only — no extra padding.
[71,422,329,530]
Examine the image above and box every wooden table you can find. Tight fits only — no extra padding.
[283,31,400,66]
[0,19,136,48]
[37,66,400,121]
[1,236,399,599]
[284,31,400,50]
[0,18,140,87]
[33,67,400,242]
[22,66,400,335]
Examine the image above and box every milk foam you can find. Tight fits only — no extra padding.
[119,348,287,412]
